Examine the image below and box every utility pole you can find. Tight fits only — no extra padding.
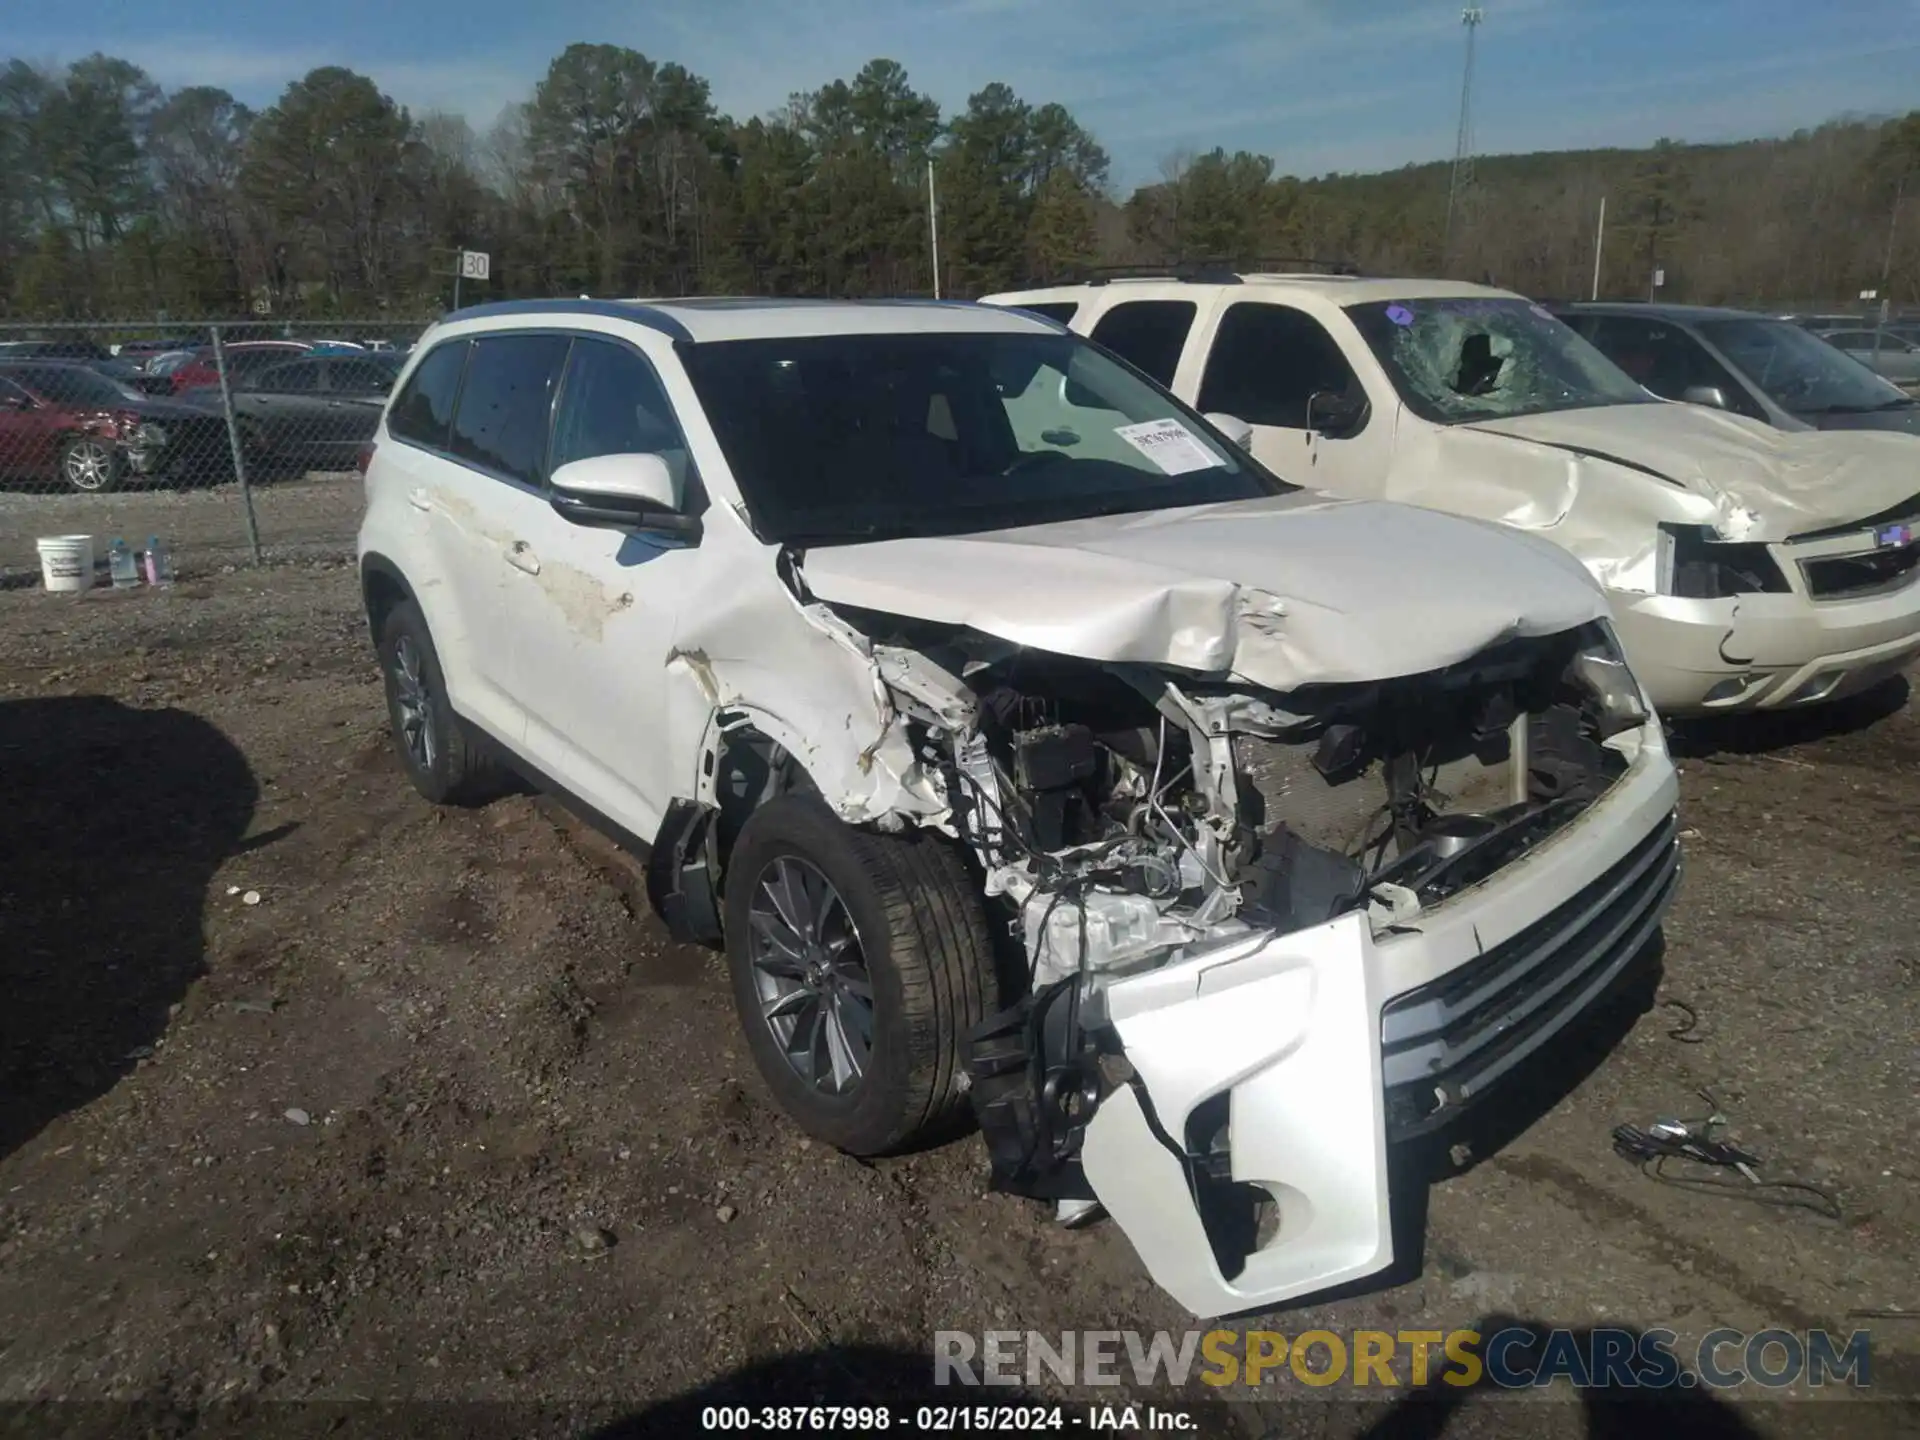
[1442,6,1484,271]
[1876,175,1904,366]
[928,159,942,299]
[1590,195,1607,300]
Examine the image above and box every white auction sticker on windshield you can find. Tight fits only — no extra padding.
[1114,419,1222,475]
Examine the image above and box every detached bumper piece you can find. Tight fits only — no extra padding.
[1380,811,1680,1138]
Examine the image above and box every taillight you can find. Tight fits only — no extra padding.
[356,440,377,475]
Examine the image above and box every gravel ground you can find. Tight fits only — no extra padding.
[0,562,1916,1438]
[0,474,361,580]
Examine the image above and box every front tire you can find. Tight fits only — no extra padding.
[376,599,505,805]
[60,435,124,493]
[724,795,997,1156]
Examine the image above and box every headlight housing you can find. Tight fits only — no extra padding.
[1571,620,1650,736]
[1655,523,1789,598]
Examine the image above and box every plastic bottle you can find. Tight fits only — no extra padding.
[143,535,174,588]
[109,537,139,589]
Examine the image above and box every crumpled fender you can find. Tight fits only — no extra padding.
[1449,404,1920,544]
[662,568,948,826]
[1402,423,1719,597]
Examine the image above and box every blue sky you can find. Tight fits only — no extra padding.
[13,0,1920,187]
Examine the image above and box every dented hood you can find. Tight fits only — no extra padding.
[1470,403,1920,540]
[799,493,1608,690]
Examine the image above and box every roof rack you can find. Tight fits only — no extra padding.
[1067,256,1361,285]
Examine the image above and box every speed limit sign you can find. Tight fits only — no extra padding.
[459,250,490,281]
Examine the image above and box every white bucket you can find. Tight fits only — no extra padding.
[36,535,96,593]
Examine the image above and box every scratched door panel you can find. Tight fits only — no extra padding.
[500,335,701,841]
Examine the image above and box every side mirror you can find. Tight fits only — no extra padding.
[1204,412,1254,449]
[1307,388,1367,438]
[551,453,699,540]
[1680,384,1730,411]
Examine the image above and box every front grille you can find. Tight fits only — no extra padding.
[1789,493,1920,542]
[1799,545,1920,600]
[1380,811,1680,1138]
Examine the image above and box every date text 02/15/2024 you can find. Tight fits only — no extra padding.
[699,1405,1198,1431]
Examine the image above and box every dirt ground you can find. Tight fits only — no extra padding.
[1,560,1917,1438]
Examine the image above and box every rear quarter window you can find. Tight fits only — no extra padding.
[1088,300,1197,388]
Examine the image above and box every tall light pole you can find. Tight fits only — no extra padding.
[928,159,942,300]
[1442,6,1484,271]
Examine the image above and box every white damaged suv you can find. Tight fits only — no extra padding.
[357,297,1680,1317]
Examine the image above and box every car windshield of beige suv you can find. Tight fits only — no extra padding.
[1348,296,1655,425]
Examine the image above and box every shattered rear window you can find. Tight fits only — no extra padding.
[1347,297,1654,425]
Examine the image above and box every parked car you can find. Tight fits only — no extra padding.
[1556,303,1920,435]
[0,338,170,394]
[0,360,234,491]
[180,352,401,472]
[138,348,199,380]
[359,297,1680,1317]
[1813,328,1920,390]
[984,275,1920,715]
[113,336,201,361]
[168,340,311,394]
[0,338,112,363]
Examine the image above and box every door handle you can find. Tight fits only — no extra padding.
[506,540,541,575]
[407,488,432,513]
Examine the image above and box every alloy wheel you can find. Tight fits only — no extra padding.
[64,439,114,491]
[390,634,437,771]
[747,856,874,1094]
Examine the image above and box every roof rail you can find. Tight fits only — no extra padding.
[1064,256,1361,285]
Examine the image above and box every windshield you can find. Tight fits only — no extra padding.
[680,330,1287,545]
[4,364,142,408]
[1701,319,1912,414]
[1347,296,1654,424]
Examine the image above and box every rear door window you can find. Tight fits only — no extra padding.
[447,334,571,487]
[1088,300,1197,387]
[388,340,469,450]
[1196,302,1367,431]
[328,359,400,395]
[253,360,321,394]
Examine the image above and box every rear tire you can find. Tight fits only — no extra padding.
[376,599,506,805]
[723,795,996,1156]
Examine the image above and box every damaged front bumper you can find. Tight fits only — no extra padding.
[1080,739,1679,1318]
[1614,578,1920,713]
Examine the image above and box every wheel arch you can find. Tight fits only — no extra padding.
[360,552,415,647]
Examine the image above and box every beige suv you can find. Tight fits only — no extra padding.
[987,274,1920,714]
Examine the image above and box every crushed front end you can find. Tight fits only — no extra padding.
[866,614,1679,1317]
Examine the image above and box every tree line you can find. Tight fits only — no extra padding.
[0,44,1915,321]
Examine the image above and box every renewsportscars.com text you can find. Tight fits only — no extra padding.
[934,1327,1873,1391]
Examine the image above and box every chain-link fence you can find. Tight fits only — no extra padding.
[0,316,431,586]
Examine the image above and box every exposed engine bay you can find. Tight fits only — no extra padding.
[851,607,1650,1204]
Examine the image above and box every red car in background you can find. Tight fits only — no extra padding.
[0,362,234,492]
[168,340,311,394]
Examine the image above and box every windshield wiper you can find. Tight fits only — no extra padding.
[1802,398,1917,414]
